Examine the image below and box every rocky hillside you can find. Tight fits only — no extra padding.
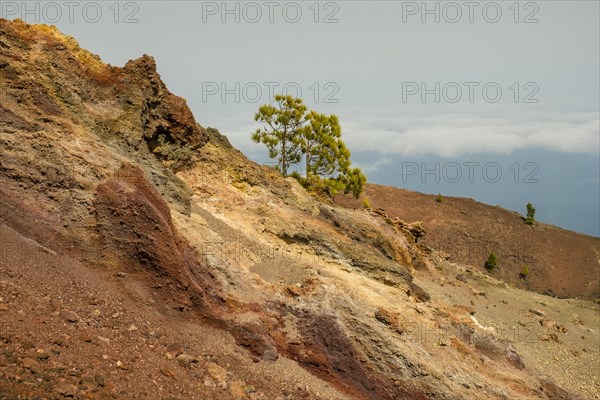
[335,184,600,299]
[1,19,598,400]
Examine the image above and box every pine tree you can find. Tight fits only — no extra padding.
[252,95,307,177]
[252,95,366,198]
[302,112,350,185]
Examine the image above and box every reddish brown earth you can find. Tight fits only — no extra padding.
[336,184,600,299]
[1,19,598,400]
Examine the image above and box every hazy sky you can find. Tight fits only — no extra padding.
[3,1,599,235]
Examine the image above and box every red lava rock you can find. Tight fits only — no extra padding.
[55,382,77,397]
[166,343,184,356]
[175,353,198,366]
[59,310,79,323]
[21,357,40,369]
[160,367,177,379]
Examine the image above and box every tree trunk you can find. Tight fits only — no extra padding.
[281,138,287,177]
[305,152,310,180]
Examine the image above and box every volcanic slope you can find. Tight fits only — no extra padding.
[1,19,598,400]
[336,183,600,300]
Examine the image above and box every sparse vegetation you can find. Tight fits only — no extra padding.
[289,170,306,187]
[520,265,530,278]
[525,202,535,225]
[362,197,371,209]
[484,252,498,271]
[343,167,367,198]
[253,95,366,198]
[436,193,443,203]
[153,134,197,170]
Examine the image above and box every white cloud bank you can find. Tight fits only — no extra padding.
[339,111,600,158]
[200,110,599,159]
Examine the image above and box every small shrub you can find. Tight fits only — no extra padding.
[323,178,346,197]
[520,265,530,278]
[436,193,443,203]
[289,171,308,188]
[484,252,498,271]
[524,203,535,225]
[362,197,371,209]
[153,134,196,170]
[343,167,367,199]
